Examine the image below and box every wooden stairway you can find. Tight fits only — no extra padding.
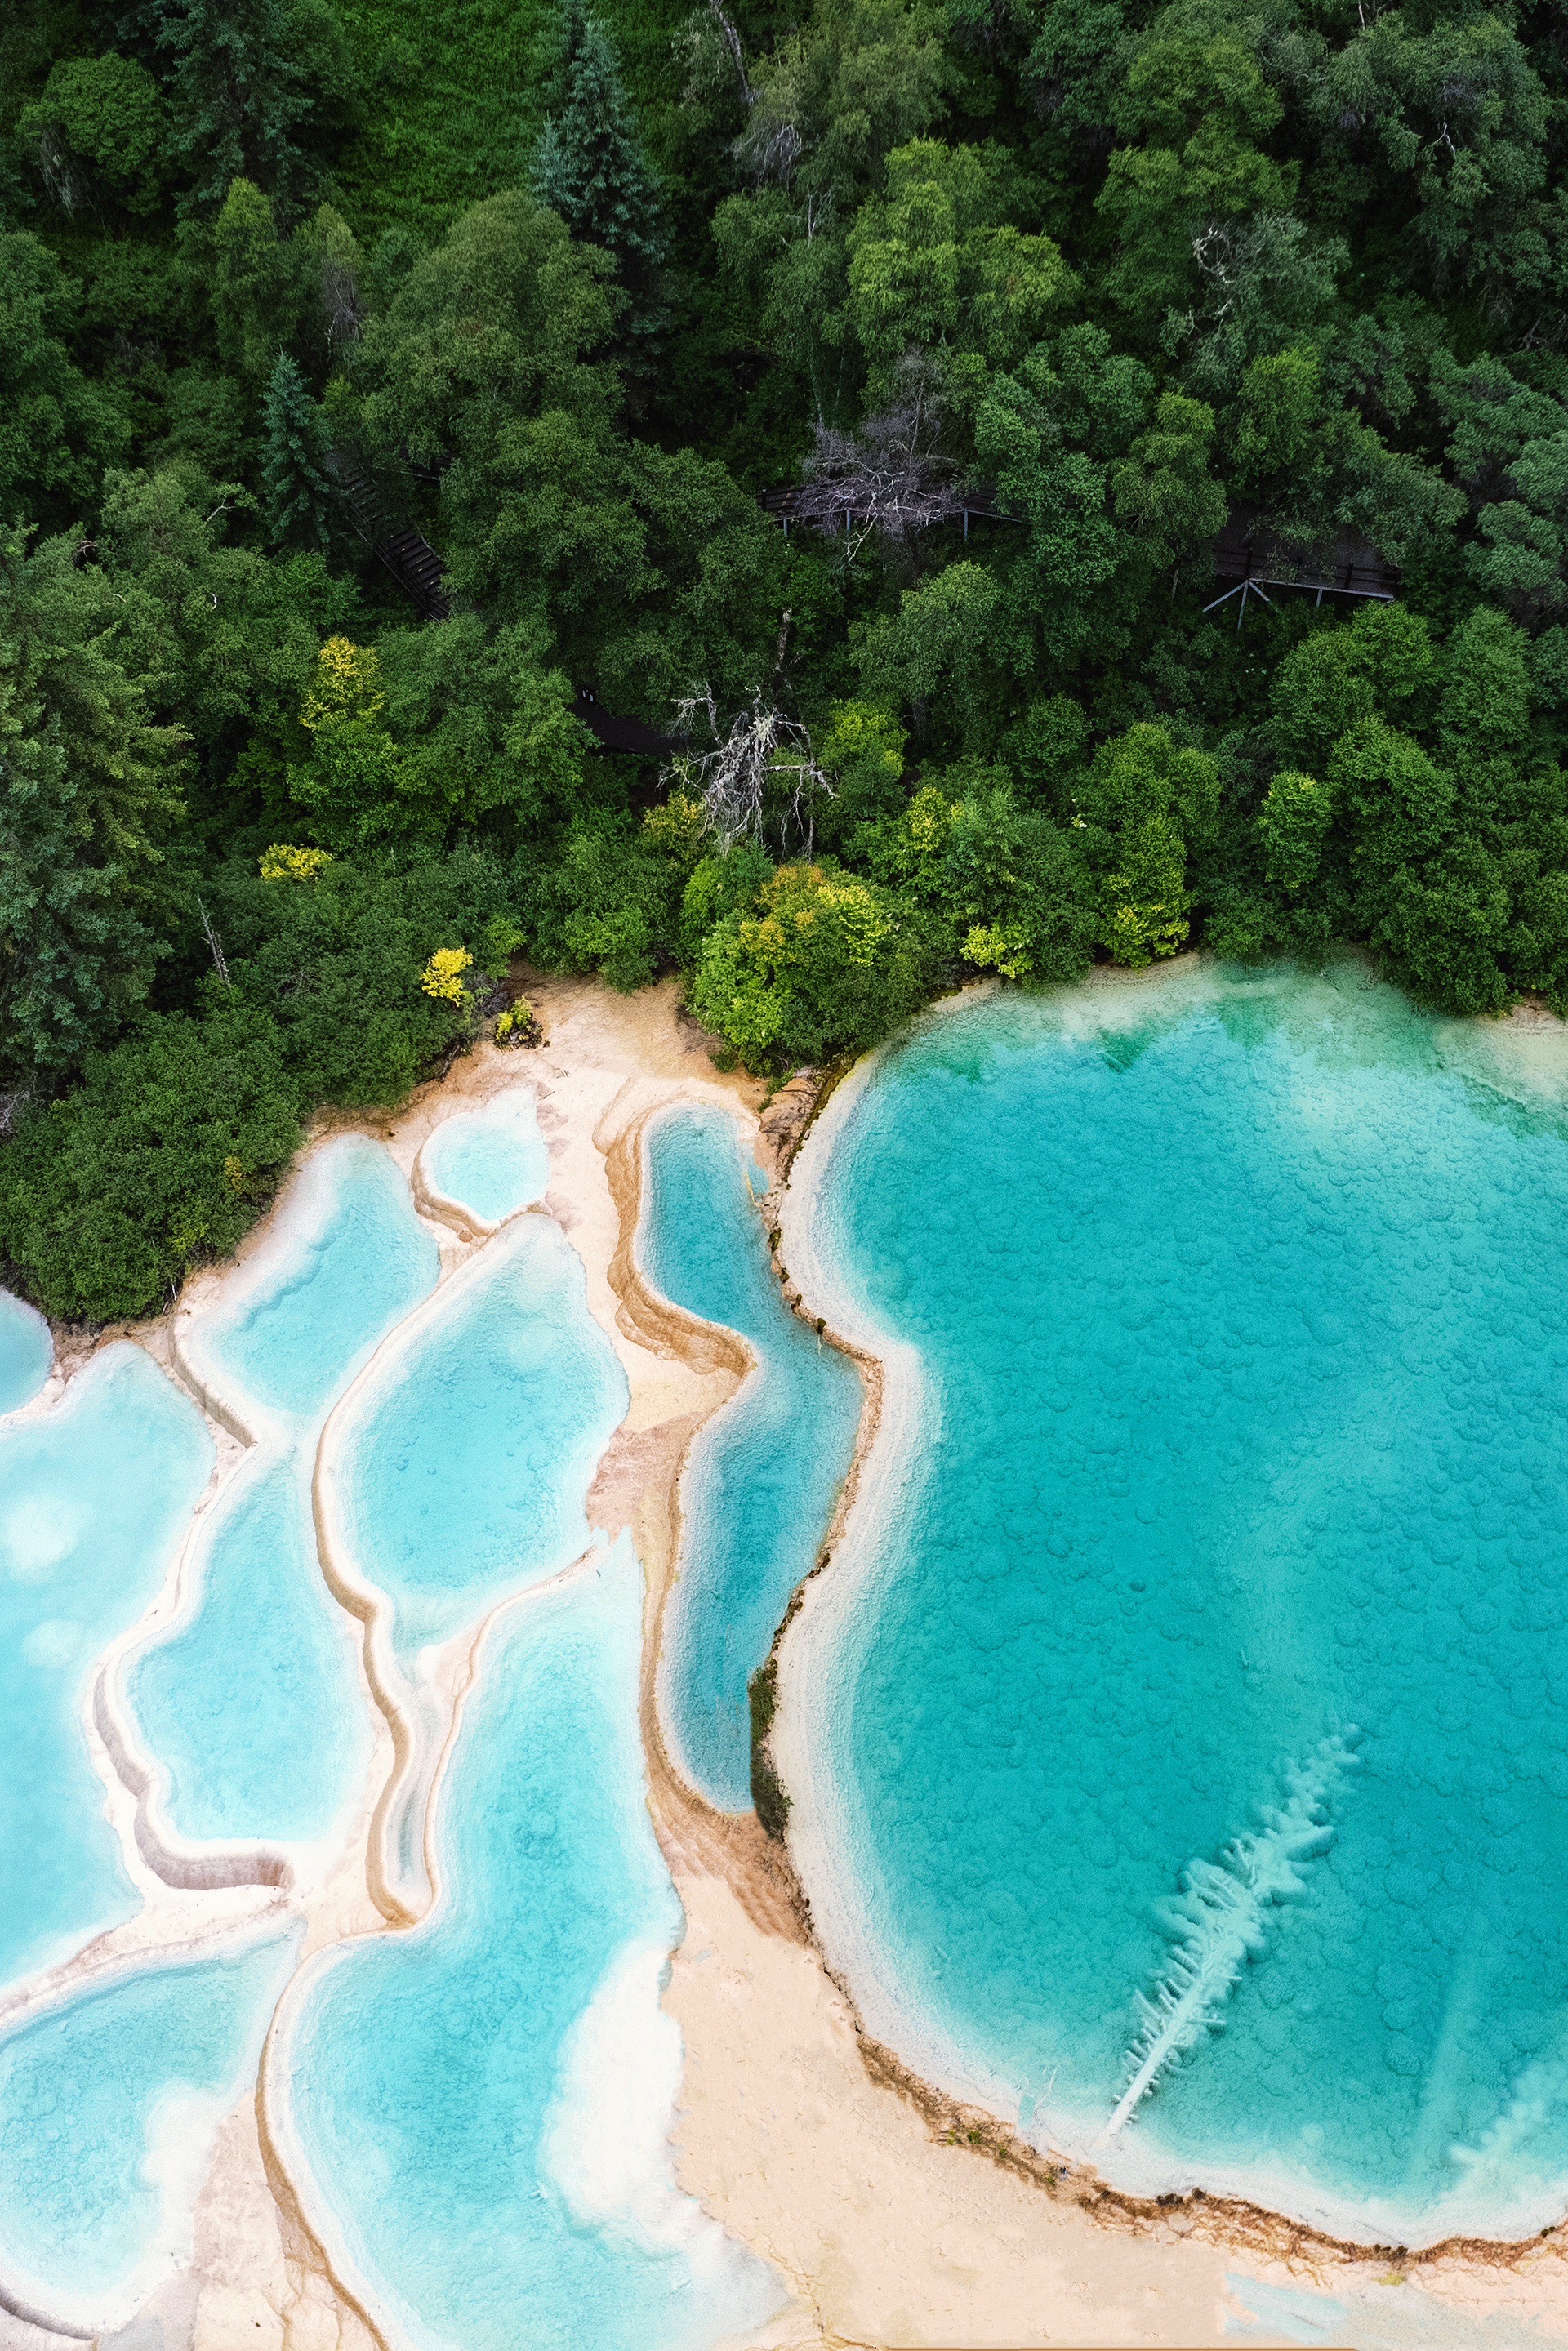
[326,448,450,621]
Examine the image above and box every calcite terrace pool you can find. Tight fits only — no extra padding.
[7,964,1568,2351]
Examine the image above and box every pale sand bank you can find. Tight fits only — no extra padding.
[6,969,1568,2349]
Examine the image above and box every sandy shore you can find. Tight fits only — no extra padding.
[7,969,1568,2351]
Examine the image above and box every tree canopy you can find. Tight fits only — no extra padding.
[3,0,1568,1311]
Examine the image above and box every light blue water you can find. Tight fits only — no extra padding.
[0,1290,51,1417]
[423,1092,550,1227]
[198,1138,439,1427]
[283,1547,782,2351]
[0,1345,212,1992]
[0,1932,298,2324]
[641,1106,862,1810]
[126,1142,432,1846]
[340,1215,627,1656]
[791,963,1568,2242]
[127,1446,372,1846]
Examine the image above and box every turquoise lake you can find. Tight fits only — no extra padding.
[16,954,1568,2335]
[280,1545,782,2351]
[0,1138,784,2347]
[194,1136,439,1432]
[778,962,1568,2244]
[127,1445,373,1847]
[0,1289,51,1418]
[125,1142,434,1849]
[641,1104,862,1810]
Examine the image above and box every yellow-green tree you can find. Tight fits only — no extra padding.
[691,862,933,1066]
[287,637,407,848]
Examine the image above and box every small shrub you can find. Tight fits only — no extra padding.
[748,1656,791,1838]
[421,946,474,1005]
[260,844,334,882]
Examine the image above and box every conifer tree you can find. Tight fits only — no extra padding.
[261,352,333,552]
[154,0,310,216]
[532,0,664,303]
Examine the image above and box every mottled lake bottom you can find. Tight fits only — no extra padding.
[776,962,1568,2247]
[0,1934,300,2331]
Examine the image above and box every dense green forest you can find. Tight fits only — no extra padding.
[2,0,1567,1317]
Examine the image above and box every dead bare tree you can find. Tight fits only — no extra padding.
[0,1087,34,1142]
[679,0,807,180]
[728,29,807,183]
[198,897,231,988]
[791,386,968,554]
[666,686,834,855]
[707,0,755,105]
[321,252,364,357]
[736,106,804,183]
[32,124,87,217]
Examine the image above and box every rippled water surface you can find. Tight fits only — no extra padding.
[642,1105,861,1809]
[782,963,1568,2242]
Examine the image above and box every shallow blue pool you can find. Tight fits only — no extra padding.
[0,1932,298,2329]
[780,962,1568,2244]
[640,1105,862,1810]
[127,1445,372,1846]
[338,1214,627,1655]
[281,1546,782,2351]
[422,1090,550,1227]
[127,1141,434,1848]
[196,1137,439,1429]
[0,1345,212,1993]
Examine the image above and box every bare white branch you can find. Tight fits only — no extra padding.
[708,0,755,106]
[791,385,968,547]
[666,691,833,854]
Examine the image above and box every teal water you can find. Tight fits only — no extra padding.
[423,1090,550,1227]
[339,1215,627,1656]
[0,1290,51,1417]
[127,1446,372,1846]
[196,1137,439,1428]
[782,963,1568,2243]
[0,1932,298,2327]
[281,1547,782,2351]
[640,1105,862,1810]
[0,1345,212,1991]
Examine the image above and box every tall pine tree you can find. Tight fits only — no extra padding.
[532,0,664,341]
[261,352,333,551]
[154,0,310,216]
